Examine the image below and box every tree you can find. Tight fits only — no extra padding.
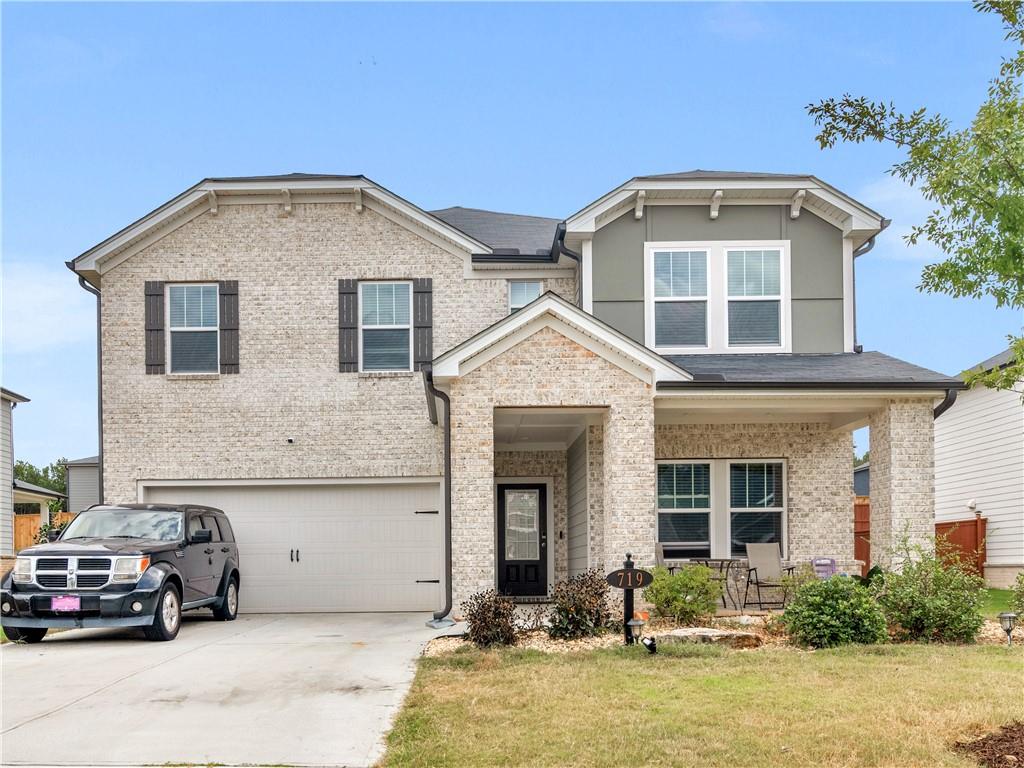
[854,450,870,468]
[808,0,1024,390]
[14,458,67,514]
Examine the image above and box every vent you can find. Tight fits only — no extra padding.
[37,574,68,588]
[77,558,112,571]
[36,558,69,571]
[76,574,108,588]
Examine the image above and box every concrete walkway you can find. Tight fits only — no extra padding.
[1,613,441,767]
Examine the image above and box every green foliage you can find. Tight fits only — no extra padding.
[461,590,517,647]
[14,458,68,514]
[547,569,613,640]
[35,520,70,545]
[852,564,885,588]
[782,576,887,648]
[642,565,721,625]
[854,450,870,467]
[872,542,986,643]
[1011,572,1024,615]
[807,1,1024,389]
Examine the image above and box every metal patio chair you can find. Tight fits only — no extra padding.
[742,543,794,610]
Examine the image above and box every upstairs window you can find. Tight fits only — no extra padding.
[653,250,708,347]
[168,284,218,373]
[508,280,542,313]
[727,249,782,346]
[360,281,412,371]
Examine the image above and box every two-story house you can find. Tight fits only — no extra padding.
[68,171,962,618]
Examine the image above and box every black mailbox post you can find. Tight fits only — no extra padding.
[606,553,653,644]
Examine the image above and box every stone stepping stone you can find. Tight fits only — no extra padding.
[656,627,762,649]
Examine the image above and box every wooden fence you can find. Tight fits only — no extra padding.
[13,511,77,552]
[852,500,987,577]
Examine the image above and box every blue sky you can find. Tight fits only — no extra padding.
[2,1,1020,466]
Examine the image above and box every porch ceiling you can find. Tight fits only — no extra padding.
[494,408,602,451]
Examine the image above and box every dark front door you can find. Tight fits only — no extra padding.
[497,483,547,597]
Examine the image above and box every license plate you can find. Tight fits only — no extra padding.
[51,595,80,612]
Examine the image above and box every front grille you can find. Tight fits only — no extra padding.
[36,558,68,571]
[77,558,111,571]
[76,574,108,588]
[37,574,68,588]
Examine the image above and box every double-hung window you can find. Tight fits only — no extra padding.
[657,462,711,558]
[168,284,219,373]
[652,250,708,348]
[508,280,542,313]
[727,249,782,346]
[728,461,785,557]
[359,281,412,372]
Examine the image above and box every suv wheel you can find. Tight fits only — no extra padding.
[5,626,47,644]
[144,582,181,641]
[213,576,239,621]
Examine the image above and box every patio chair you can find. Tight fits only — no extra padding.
[811,557,837,579]
[655,543,686,574]
[742,543,794,611]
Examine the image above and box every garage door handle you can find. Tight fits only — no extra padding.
[290,549,294,562]
[296,549,300,562]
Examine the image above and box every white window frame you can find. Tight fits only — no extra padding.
[656,459,713,558]
[644,240,791,354]
[358,280,413,373]
[166,283,220,375]
[656,458,788,560]
[648,250,710,350]
[508,279,543,314]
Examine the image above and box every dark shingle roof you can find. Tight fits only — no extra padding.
[13,479,67,499]
[969,348,1014,374]
[660,351,962,388]
[431,207,558,256]
[636,169,810,181]
[67,455,99,466]
[205,173,364,182]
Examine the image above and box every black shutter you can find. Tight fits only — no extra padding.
[339,279,358,372]
[219,280,239,374]
[413,278,433,371]
[144,281,165,374]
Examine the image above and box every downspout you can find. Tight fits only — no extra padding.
[553,222,583,307]
[933,388,958,419]
[67,264,103,504]
[422,368,454,628]
[850,218,890,353]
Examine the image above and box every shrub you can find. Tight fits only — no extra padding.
[547,569,613,639]
[1011,572,1024,616]
[782,576,887,648]
[642,565,721,625]
[872,543,986,643]
[461,590,517,647]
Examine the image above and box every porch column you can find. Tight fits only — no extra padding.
[869,399,935,569]
[449,395,495,612]
[602,402,656,572]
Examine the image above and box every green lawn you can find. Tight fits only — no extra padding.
[383,643,1024,768]
[982,588,1015,617]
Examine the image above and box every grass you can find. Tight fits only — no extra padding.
[382,642,1024,768]
[982,588,1015,617]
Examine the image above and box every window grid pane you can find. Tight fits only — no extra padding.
[654,251,707,298]
[655,301,707,347]
[657,463,711,509]
[510,281,542,310]
[362,328,410,371]
[727,250,781,297]
[170,330,218,373]
[728,300,781,345]
[361,283,410,327]
[169,285,218,329]
[729,463,784,509]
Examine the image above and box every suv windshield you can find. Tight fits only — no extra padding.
[61,509,183,542]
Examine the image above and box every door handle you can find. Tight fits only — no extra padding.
[296,549,300,562]
[290,549,294,562]
[204,547,215,554]
[220,547,230,553]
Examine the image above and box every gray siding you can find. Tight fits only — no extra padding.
[68,464,100,513]
[566,432,588,577]
[1,403,11,555]
[591,205,845,352]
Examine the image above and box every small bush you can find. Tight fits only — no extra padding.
[782,576,887,648]
[461,590,517,647]
[547,570,613,639]
[642,565,722,625]
[1011,572,1024,616]
[872,543,986,643]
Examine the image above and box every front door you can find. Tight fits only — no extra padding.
[497,483,547,596]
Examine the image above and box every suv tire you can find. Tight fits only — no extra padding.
[5,626,47,644]
[213,576,239,621]
[144,582,181,642]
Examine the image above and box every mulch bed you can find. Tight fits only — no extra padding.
[954,722,1024,767]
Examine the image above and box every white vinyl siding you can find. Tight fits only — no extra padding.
[1,402,13,556]
[359,282,412,372]
[67,464,100,513]
[566,433,589,577]
[935,382,1024,567]
[167,284,219,373]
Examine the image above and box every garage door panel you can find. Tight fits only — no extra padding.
[143,482,441,613]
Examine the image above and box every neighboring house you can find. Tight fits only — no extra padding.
[13,479,66,524]
[66,455,100,512]
[1,388,29,564]
[935,349,1024,588]
[68,171,962,616]
[853,462,869,496]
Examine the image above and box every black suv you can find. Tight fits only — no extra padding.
[1,504,240,643]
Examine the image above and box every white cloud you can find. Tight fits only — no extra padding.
[858,176,945,263]
[2,260,96,356]
[701,4,783,42]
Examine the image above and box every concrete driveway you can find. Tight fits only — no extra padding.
[1,613,442,767]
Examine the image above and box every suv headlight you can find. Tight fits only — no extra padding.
[112,556,151,583]
[12,557,32,584]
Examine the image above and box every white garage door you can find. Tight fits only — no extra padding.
[143,482,442,613]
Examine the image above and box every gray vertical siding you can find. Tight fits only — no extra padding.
[566,432,588,577]
[591,205,846,352]
[68,464,100,513]
[1,403,13,556]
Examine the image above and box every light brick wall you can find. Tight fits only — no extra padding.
[869,399,935,568]
[99,202,575,501]
[656,422,856,569]
[494,450,568,582]
[449,325,655,609]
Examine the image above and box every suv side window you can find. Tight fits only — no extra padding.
[200,515,222,542]
[214,515,234,543]
[187,514,204,540]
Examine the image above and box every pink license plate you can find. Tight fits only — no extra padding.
[51,595,80,612]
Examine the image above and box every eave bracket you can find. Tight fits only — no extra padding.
[709,189,723,220]
[634,190,646,220]
[280,188,292,217]
[791,189,806,219]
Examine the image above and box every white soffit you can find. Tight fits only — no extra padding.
[431,293,692,384]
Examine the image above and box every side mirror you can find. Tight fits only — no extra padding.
[191,528,213,544]
[48,529,61,542]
